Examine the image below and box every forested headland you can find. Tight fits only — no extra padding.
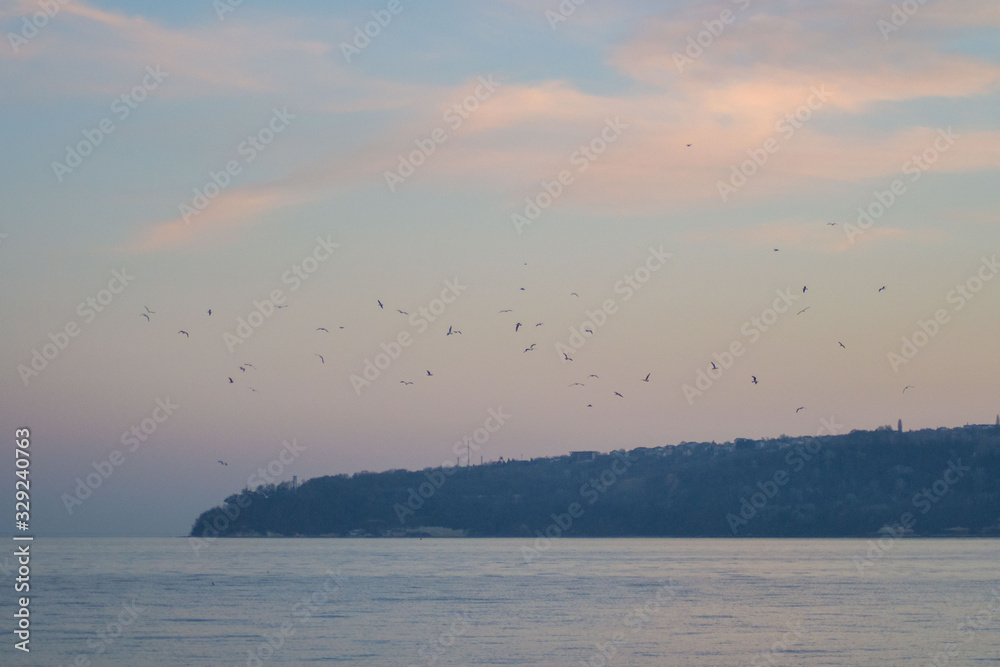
[190,423,1000,539]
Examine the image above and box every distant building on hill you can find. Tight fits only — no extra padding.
[569,451,598,461]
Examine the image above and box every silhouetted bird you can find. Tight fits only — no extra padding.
[317,327,329,332]
[751,376,758,385]
[642,373,650,382]
[178,330,189,337]
[140,313,150,321]
[839,341,846,349]
[378,300,383,309]
[524,344,536,352]
[796,407,805,413]
[315,354,324,364]
[218,460,228,466]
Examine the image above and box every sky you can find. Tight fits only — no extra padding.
[1,0,998,537]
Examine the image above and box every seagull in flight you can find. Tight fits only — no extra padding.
[315,354,324,364]
[826,222,838,226]
[400,380,414,386]
[524,344,536,352]
[243,363,255,369]
[903,385,915,394]
[275,304,287,309]
[878,286,886,292]
[249,387,259,393]
[317,327,329,332]
[570,292,579,297]
[535,323,543,327]
[228,377,234,384]
[515,322,522,332]
[802,286,808,293]
[207,309,212,316]
[796,407,805,413]
[144,306,155,314]
[446,325,461,335]
[569,383,584,387]
[563,352,573,362]
[711,362,718,370]
[140,313,150,321]
[397,309,408,315]
[642,373,650,382]
[797,307,811,315]
[583,327,594,335]
[426,370,433,376]
[751,376,758,385]
[500,309,513,313]
[839,341,846,349]
[614,391,624,398]
[178,330,189,337]
[588,374,599,379]
[378,300,384,309]
[218,460,228,466]
[239,366,247,372]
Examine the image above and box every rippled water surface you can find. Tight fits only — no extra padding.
[25,538,1000,666]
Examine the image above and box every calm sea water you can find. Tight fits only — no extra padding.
[17,538,1000,666]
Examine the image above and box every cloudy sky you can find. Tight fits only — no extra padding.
[2,0,998,537]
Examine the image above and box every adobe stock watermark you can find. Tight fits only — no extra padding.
[384,75,501,192]
[394,407,511,524]
[214,0,244,21]
[924,586,1000,667]
[7,0,72,54]
[190,439,307,554]
[511,117,628,235]
[407,613,472,667]
[725,416,843,535]
[180,107,295,224]
[844,127,958,244]
[717,85,831,202]
[886,254,997,373]
[61,398,179,515]
[580,580,679,667]
[245,567,345,666]
[521,451,635,563]
[349,277,467,395]
[673,0,752,73]
[53,598,142,665]
[340,0,409,63]
[223,235,340,353]
[682,287,800,405]
[877,0,930,41]
[51,66,168,183]
[555,245,671,360]
[17,268,135,386]
[544,0,588,30]
[853,458,970,572]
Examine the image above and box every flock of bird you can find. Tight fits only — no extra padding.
[136,242,913,473]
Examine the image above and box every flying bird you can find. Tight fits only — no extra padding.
[217,460,228,466]
[178,330,189,337]
[243,363,255,369]
[570,383,584,387]
[239,366,246,372]
[570,292,579,297]
[797,307,811,315]
[588,374,599,379]
[249,387,259,393]
[400,380,414,385]
[378,300,383,309]
[903,385,915,394]
[207,309,212,316]
[397,309,408,315]
[839,342,846,349]
[751,376,758,385]
[796,407,805,413]
[500,309,513,313]
[315,354,324,364]
[826,222,838,226]
[228,378,234,384]
[642,373,650,382]
[524,344,536,352]
[144,306,155,314]
[614,391,623,398]
[686,143,692,147]
[711,362,718,370]
[515,322,522,332]
[446,326,461,335]
[878,286,887,292]
[583,327,594,335]
[426,370,433,376]
[802,286,807,293]
[140,313,150,321]
[535,323,543,327]
[275,304,287,309]
[316,327,329,332]
[563,352,573,362]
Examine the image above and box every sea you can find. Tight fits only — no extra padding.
[16,538,1000,666]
